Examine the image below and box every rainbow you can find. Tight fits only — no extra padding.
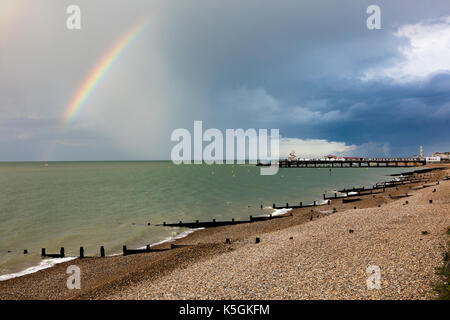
[62,17,150,127]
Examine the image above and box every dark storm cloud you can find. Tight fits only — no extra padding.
[0,0,449,160]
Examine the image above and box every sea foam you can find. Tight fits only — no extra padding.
[0,257,77,281]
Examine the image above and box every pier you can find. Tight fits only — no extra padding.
[277,158,426,168]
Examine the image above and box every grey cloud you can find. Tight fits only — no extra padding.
[0,0,449,160]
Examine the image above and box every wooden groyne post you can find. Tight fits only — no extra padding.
[41,247,65,258]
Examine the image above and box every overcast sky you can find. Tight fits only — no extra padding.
[1,0,449,161]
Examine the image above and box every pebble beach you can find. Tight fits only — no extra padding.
[0,164,449,300]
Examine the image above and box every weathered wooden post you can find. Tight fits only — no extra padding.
[60,247,65,258]
[100,246,105,258]
[123,245,127,256]
[41,248,45,257]
[146,245,150,252]
[250,215,253,222]
[79,247,84,259]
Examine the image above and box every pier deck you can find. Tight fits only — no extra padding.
[276,159,426,168]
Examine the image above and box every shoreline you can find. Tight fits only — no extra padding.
[0,164,448,299]
[0,167,399,282]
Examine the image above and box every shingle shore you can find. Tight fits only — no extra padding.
[108,169,450,299]
[0,165,448,300]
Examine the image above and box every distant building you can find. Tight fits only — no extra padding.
[426,156,441,163]
[420,146,424,158]
[432,152,450,160]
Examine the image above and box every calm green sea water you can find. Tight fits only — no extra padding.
[0,161,413,277]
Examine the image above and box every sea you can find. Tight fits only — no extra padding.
[0,161,414,279]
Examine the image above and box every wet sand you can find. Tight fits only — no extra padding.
[0,164,449,300]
